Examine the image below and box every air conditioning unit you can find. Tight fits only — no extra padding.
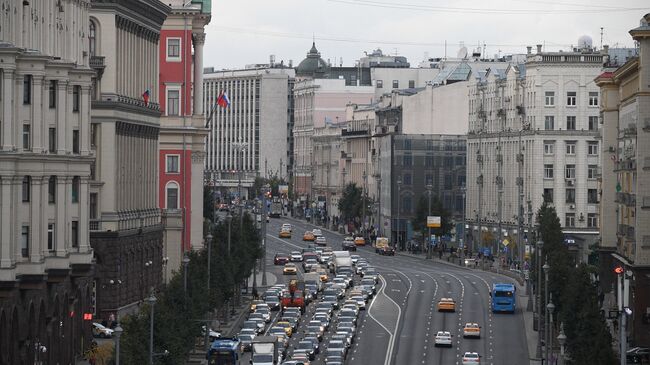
[566,179,575,186]
[569,204,576,210]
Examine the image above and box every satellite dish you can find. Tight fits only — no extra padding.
[457,46,468,59]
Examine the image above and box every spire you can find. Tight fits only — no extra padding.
[309,41,319,55]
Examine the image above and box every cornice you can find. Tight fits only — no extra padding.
[91,0,171,32]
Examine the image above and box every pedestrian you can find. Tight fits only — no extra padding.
[108,312,116,329]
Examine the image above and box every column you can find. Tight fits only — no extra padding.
[79,177,90,252]
[80,85,90,154]
[56,177,66,256]
[40,176,49,258]
[56,81,67,154]
[29,176,43,262]
[2,69,14,150]
[12,176,21,262]
[192,33,206,116]
[0,177,12,267]
[32,76,44,153]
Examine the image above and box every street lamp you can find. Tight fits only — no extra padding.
[206,233,213,292]
[543,259,550,363]
[113,325,123,365]
[146,290,157,365]
[375,175,382,237]
[362,171,367,237]
[182,253,190,297]
[557,322,567,365]
[426,180,433,259]
[535,240,544,361]
[546,295,555,364]
[396,178,402,251]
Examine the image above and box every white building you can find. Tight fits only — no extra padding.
[0,0,95,362]
[467,41,607,261]
[203,67,295,197]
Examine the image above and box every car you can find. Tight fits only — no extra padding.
[312,229,323,237]
[282,361,310,365]
[331,334,351,349]
[319,253,332,263]
[281,316,299,330]
[324,347,345,362]
[239,333,255,352]
[463,323,481,338]
[303,258,319,272]
[274,253,290,265]
[306,325,324,340]
[295,341,316,360]
[313,313,330,330]
[438,298,456,312]
[283,263,298,275]
[276,321,294,337]
[341,239,356,251]
[92,322,114,338]
[462,352,481,365]
[218,203,229,211]
[290,251,303,262]
[350,295,366,310]
[303,335,320,354]
[249,312,268,324]
[350,254,360,264]
[378,245,395,255]
[282,223,293,232]
[313,236,326,246]
[434,331,453,347]
[627,347,650,363]
[255,307,272,322]
[279,229,292,238]
[265,295,281,310]
[354,236,366,246]
[242,320,263,334]
[303,231,315,241]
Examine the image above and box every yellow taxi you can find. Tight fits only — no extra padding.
[279,229,291,238]
[303,231,315,241]
[250,299,264,312]
[283,263,298,275]
[319,273,329,282]
[437,298,456,312]
[354,236,366,246]
[276,321,293,337]
[463,322,481,338]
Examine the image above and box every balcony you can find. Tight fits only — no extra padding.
[89,56,105,77]
[342,128,370,138]
[89,220,100,231]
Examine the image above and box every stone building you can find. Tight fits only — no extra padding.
[88,0,170,320]
[0,0,95,363]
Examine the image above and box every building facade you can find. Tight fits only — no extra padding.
[204,66,295,200]
[0,0,95,363]
[312,123,344,225]
[596,13,650,348]
[158,0,211,283]
[467,42,606,261]
[89,0,170,320]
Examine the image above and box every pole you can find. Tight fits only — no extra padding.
[376,176,382,237]
[397,180,401,251]
[543,259,550,364]
[619,271,627,365]
[461,184,466,264]
[148,291,156,365]
[536,240,544,361]
[547,297,555,365]
[426,182,432,259]
[362,172,367,237]
[262,186,268,287]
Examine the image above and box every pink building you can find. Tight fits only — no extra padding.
[158,0,211,281]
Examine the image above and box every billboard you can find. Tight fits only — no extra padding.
[427,216,441,228]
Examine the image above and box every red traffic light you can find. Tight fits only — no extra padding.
[614,266,624,275]
[83,313,93,321]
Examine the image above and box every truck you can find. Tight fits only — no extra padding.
[251,336,279,365]
[331,251,353,275]
[269,198,283,218]
[206,337,241,365]
[303,272,323,291]
[374,237,390,254]
[281,279,305,313]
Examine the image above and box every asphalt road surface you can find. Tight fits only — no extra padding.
[238,215,529,365]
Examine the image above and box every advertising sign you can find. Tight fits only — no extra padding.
[427,216,441,228]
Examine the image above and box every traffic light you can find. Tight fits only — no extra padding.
[614,266,624,275]
[83,313,93,321]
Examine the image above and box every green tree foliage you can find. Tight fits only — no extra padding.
[120,213,262,364]
[338,183,362,224]
[412,194,453,237]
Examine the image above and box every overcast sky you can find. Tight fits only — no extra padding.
[203,0,647,70]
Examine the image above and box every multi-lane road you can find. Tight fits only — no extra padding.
[251,216,529,365]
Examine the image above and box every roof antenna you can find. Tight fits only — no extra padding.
[600,27,604,50]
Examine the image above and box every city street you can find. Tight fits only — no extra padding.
[241,215,530,365]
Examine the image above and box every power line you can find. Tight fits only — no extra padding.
[324,0,646,14]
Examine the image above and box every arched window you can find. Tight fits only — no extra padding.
[89,21,96,56]
[166,182,179,210]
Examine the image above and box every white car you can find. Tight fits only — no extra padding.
[92,322,114,338]
[350,254,360,265]
[290,251,303,262]
[312,229,323,237]
[434,331,453,347]
[315,236,327,246]
[282,223,292,232]
[462,352,481,365]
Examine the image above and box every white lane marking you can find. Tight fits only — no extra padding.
[366,274,401,365]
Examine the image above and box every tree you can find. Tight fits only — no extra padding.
[338,183,363,225]
[413,194,453,238]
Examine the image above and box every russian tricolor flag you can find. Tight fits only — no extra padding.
[217,91,230,108]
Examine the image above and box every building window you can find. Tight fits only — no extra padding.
[545,91,555,106]
[403,173,412,185]
[444,174,452,190]
[425,155,433,167]
[22,176,31,202]
[587,213,598,228]
[392,80,399,89]
[565,164,576,179]
[91,124,98,149]
[89,21,96,56]
[543,188,554,203]
[565,188,575,203]
[22,124,31,150]
[48,176,56,204]
[166,182,179,209]
[565,141,576,155]
[49,80,57,108]
[23,75,32,104]
[403,153,412,166]
[167,89,180,116]
[587,142,598,156]
[588,92,598,106]
[588,165,598,179]
[376,80,383,88]
[49,127,56,153]
[73,130,79,154]
[566,91,576,106]
[71,221,79,248]
[545,116,554,130]
[588,116,599,131]
[408,80,415,88]
[544,164,554,179]
[403,196,412,213]
[90,193,98,219]
[565,213,575,227]
[588,189,598,204]
[544,141,554,155]
[166,38,181,61]
[566,116,576,130]
[47,223,55,251]
[425,174,433,185]
[72,176,80,203]
[73,85,80,112]
[21,226,29,257]
[404,139,411,150]
[166,155,180,173]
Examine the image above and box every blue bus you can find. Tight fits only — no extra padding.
[206,337,241,365]
[491,283,516,313]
